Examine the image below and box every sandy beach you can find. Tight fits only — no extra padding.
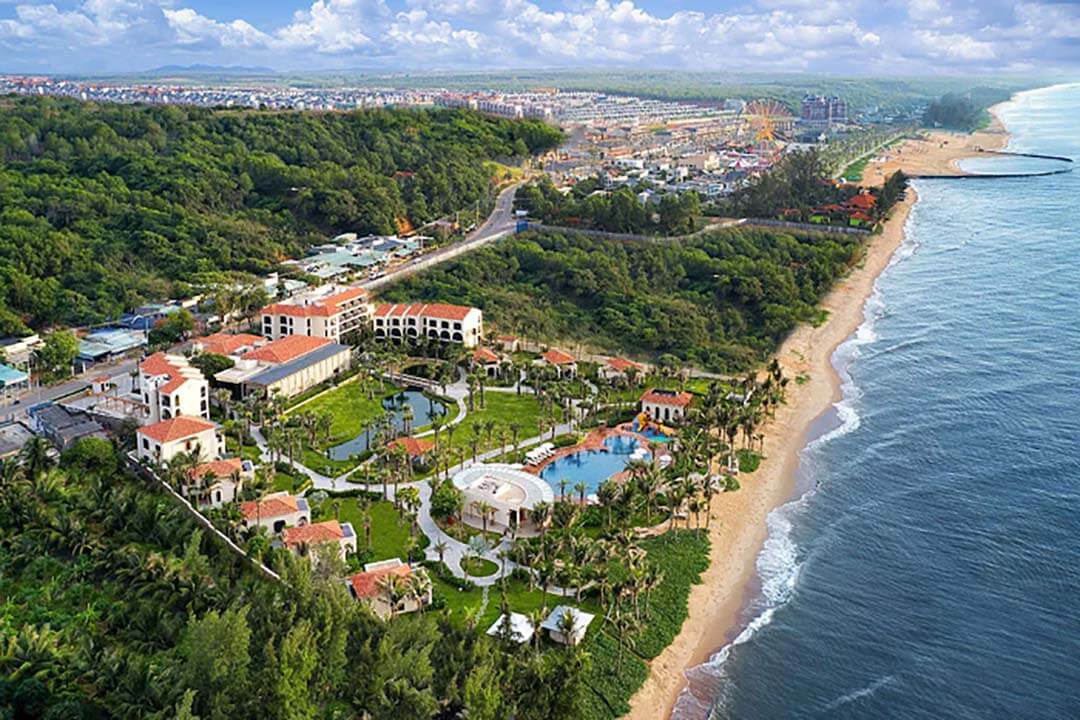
[625,112,1017,718]
[858,112,1010,186]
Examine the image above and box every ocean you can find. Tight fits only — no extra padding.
[675,84,1080,719]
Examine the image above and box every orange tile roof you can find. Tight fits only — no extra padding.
[606,357,643,372]
[283,520,344,548]
[241,494,300,521]
[139,352,182,377]
[473,347,500,363]
[242,335,332,364]
[387,436,434,457]
[137,416,217,443]
[348,564,413,599]
[189,458,244,480]
[640,388,694,407]
[847,193,877,210]
[372,302,476,321]
[197,332,265,356]
[262,287,369,318]
[158,376,191,394]
[542,348,576,365]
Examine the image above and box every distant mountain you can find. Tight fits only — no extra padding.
[143,64,277,76]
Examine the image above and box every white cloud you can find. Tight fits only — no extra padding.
[163,8,272,47]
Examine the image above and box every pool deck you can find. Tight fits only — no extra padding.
[523,424,666,496]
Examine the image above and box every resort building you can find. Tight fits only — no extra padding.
[471,347,502,377]
[598,357,645,383]
[495,335,521,353]
[241,492,311,534]
[486,612,535,644]
[539,348,577,378]
[135,415,221,464]
[281,519,357,561]
[640,388,694,424]
[213,335,351,399]
[452,464,555,532]
[185,457,251,508]
[192,332,266,356]
[387,436,435,466]
[540,606,595,646]
[345,558,431,619]
[260,285,371,342]
[372,303,483,348]
[137,352,209,423]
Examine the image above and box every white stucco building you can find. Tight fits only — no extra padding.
[260,285,371,342]
[138,352,209,423]
[372,302,483,347]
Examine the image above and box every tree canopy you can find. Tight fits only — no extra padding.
[0,96,562,332]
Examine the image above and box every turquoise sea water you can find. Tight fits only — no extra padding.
[674,84,1080,719]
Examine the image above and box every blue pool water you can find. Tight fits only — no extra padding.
[539,434,649,495]
[327,389,446,460]
[675,84,1080,720]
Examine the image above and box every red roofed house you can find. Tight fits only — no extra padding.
[137,352,209,423]
[539,348,577,379]
[846,192,877,211]
[598,356,645,384]
[281,519,357,562]
[387,436,435,467]
[346,558,431,619]
[495,335,520,353]
[212,334,351,400]
[372,302,483,348]
[241,491,311,533]
[136,415,222,464]
[260,284,371,343]
[192,332,266,356]
[186,457,252,508]
[640,388,694,424]
[471,347,503,377]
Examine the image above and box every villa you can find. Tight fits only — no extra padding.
[241,492,311,533]
[495,335,521,353]
[598,356,645,383]
[452,464,555,532]
[260,285,372,343]
[471,347,502,377]
[281,519,357,561]
[387,436,435,466]
[539,348,577,378]
[372,302,483,348]
[540,606,595,646]
[137,352,209,423]
[135,415,221,464]
[186,457,252,508]
[213,335,351,400]
[640,388,694,424]
[346,558,431,619]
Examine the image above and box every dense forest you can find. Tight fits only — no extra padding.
[0,97,562,333]
[922,89,1013,131]
[0,440,591,720]
[516,177,701,236]
[381,226,862,370]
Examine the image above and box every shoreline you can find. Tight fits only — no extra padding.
[626,105,1013,720]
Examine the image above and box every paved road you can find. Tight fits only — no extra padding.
[361,183,520,293]
[0,357,138,423]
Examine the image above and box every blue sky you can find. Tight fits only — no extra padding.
[1,0,1077,75]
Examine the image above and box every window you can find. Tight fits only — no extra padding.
[142,438,149,450]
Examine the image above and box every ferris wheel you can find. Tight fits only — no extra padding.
[743,99,793,143]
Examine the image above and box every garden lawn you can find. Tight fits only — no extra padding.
[289,378,400,443]
[319,499,421,562]
[441,391,542,457]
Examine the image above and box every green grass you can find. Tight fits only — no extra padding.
[461,557,498,577]
[317,499,420,562]
[289,378,400,442]
[841,155,870,181]
[439,392,543,457]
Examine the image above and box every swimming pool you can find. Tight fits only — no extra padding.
[538,434,650,496]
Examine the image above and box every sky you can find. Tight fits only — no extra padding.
[0,0,1077,76]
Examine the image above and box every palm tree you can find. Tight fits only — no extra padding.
[379,574,408,620]
[557,608,581,648]
[574,481,588,506]
[509,421,521,450]
[21,437,53,480]
[434,540,448,564]
[472,500,495,535]
[401,404,415,436]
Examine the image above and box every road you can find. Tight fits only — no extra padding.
[361,183,520,292]
[0,357,138,423]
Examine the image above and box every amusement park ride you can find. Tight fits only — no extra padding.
[740,99,796,156]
